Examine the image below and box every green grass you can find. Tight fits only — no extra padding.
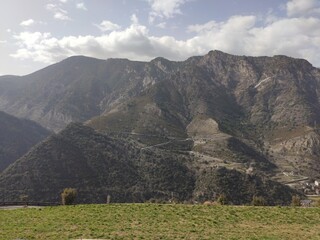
[1,204,320,240]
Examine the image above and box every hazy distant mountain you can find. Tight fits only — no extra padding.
[0,111,50,172]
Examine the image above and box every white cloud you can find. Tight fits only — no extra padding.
[286,0,320,16]
[59,0,68,3]
[13,32,52,49]
[156,22,167,29]
[148,0,187,23]
[46,3,56,11]
[187,20,218,33]
[10,25,152,63]
[96,20,121,32]
[10,13,320,68]
[54,11,71,21]
[20,19,35,27]
[46,3,71,21]
[76,3,87,11]
[131,14,139,25]
[186,16,320,66]
[0,40,7,44]
[186,16,257,55]
[248,17,320,62]
[264,9,280,24]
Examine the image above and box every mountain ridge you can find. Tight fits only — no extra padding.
[0,50,320,199]
[1,51,317,132]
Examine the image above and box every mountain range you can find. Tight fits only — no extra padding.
[0,50,319,204]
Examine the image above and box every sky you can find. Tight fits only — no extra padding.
[1,0,320,76]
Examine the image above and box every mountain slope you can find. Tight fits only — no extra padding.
[194,167,297,205]
[1,51,320,182]
[87,52,320,179]
[0,111,50,172]
[0,123,297,205]
[0,56,167,131]
[0,123,195,203]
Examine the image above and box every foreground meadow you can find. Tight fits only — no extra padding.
[1,204,320,239]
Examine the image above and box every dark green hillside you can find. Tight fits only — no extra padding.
[0,123,195,203]
[0,122,298,205]
[194,167,298,205]
[0,111,50,172]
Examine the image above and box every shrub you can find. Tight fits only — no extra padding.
[251,196,266,206]
[217,194,227,205]
[291,195,301,207]
[61,188,77,205]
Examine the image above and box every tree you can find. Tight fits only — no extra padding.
[61,188,77,205]
[251,196,266,206]
[291,195,301,207]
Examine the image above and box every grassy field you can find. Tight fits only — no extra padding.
[1,204,320,240]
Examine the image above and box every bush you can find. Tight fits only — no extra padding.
[61,188,77,205]
[291,195,301,207]
[251,196,266,206]
[217,194,227,205]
